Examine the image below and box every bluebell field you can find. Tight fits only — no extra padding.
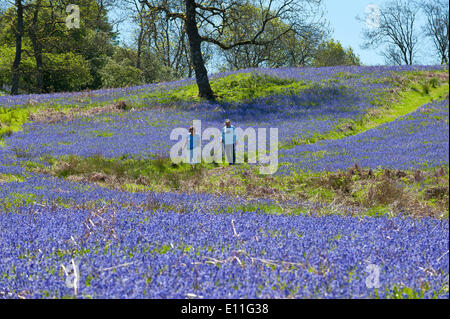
[1,205,448,298]
[280,99,450,173]
[0,65,448,298]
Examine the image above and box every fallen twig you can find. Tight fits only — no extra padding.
[231,219,240,237]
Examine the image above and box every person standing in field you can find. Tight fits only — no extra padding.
[222,119,237,165]
[184,126,200,169]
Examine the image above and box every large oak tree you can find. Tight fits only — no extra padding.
[139,0,322,100]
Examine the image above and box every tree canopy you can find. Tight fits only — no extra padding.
[0,0,446,95]
[313,39,361,67]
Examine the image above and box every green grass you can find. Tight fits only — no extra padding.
[0,192,38,213]
[0,173,24,183]
[33,153,448,218]
[383,283,446,299]
[38,154,220,192]
[0,107,29,145]
[137,73,309,104]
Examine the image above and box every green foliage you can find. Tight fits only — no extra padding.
[386,285,428,299]
[313,39,361,67]
[0,45,14,88]
[429,77,440,88]
[219,2,326,69]
[0,44,92,92]
[0,192,37,213]
[210,73,300,101]
[0,0,186,92]
[139,53,178,84]
[0,44,37,93]
[421,82,431,95]
[47,154,212,192]
[0,173,24,183]
[0,0,113,92]
[99,57,143,88]
[417,78,442,95]
[226,203,286,215]
[43,52,93,92]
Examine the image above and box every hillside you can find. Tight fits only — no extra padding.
[0,65,449,299]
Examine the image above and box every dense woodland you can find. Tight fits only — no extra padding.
[0,0,448,96]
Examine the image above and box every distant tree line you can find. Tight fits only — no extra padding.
[1,0,446,96]
[1,0,119,94]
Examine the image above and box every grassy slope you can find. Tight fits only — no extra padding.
[283,81,449,149]
[1,70,448,145]
[0,71,448,300]
[1,69,449,218]
[135,73,308,103]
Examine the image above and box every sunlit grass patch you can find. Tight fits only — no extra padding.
[137,72,309,104]
[0,107,29,140]
[85,130,114,138]
[301,150,330,159]
[35,154,220,192]
[0,173,24,183]
[383,282,448,299]
[0,192,37,213]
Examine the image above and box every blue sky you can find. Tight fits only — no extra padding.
[322,0,386,65]
[315,0,434,65]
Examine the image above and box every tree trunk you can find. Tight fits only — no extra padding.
[136,3,144,70]
[30,0,44,93]
[136,24,143,70]
[182,31,193,78]
[11,0,23,95]
[184,0,214,100]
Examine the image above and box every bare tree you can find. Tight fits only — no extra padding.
[121,0,193,79]
[121,0,147,69]
[94,0,127,38]
[421,0,449,64]
[144,7,192,77]
[361,0,420,65]
[139,0,322,100]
